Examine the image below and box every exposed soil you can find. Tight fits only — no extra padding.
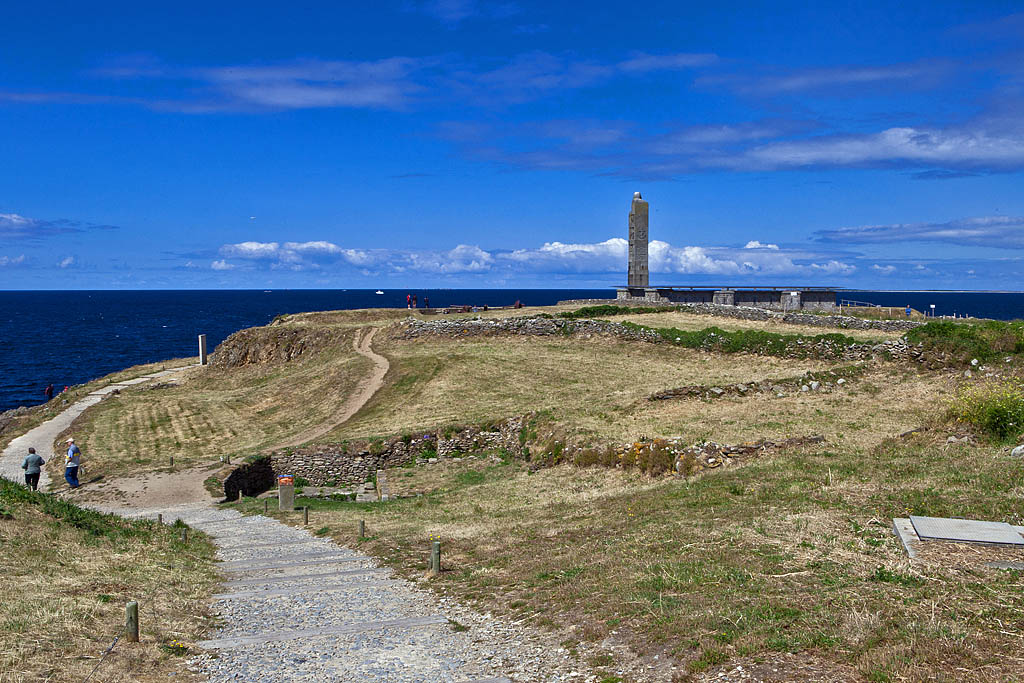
[272,326,390,448]
[68,461,224,512]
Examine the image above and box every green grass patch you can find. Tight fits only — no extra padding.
[947,379,1024,442]
[621,322,869,358]
[558,304,674,319]
[906,319,1024,364]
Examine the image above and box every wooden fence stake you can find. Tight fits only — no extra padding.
[358,520,366,538]
[157,513,162,525]
[169,456,173,468]
[125,601,139,642]
[431,541,441,575]
[303,506,309,526]
[263,499,268,514]
[180,528,188,544]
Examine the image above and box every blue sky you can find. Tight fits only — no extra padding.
[2,1,1023,290]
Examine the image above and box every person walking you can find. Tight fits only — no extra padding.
[44,383,54,401]
[64,438,81,489]
[424,297,429,309]
[21,447,45,491]
[412,294,418,308]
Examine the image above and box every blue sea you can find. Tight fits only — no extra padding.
[1,288,1023,413]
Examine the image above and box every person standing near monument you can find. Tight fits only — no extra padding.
[20,447,45,491]
[64,438,81,489]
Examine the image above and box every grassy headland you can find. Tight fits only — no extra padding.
[29,302,1024,681]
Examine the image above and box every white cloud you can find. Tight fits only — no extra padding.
[704,60,950,95]
[211,259,234,270]
[212,235,854,279]
[1,212,117,239]
[817,215,1024,248]
[0,254,26,266]
[58,256,74,268]
[221,241,281,258]
[730,126,1024,171]
[871,264,897,274]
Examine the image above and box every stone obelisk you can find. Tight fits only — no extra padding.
[627,191,649,288]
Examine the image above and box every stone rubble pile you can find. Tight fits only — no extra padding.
[669,435,826,475]
[649,369,856,401]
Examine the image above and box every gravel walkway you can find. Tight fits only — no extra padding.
[117,502,606,682]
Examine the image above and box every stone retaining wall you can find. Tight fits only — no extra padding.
[263,417,526,487]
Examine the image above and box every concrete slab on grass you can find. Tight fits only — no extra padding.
[892,518,919,558]
[910,515,1024,547]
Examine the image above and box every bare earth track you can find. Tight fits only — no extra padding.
[274,326,389,448]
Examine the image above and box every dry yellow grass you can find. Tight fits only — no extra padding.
[0,357,196,453]
[59,328,370,479]
[332,334,938,447]
[240,433,1024,681]
[0,482,217,682]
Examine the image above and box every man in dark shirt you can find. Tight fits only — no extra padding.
[44,384,54,401]
[21,447,45,490]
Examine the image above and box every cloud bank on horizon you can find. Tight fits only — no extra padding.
[0,4,1023,289]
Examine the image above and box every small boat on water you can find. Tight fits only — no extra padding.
[375,290,384,295]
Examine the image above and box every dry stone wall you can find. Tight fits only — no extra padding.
[265,418,525,487]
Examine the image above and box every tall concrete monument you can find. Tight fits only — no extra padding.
[627,191,649,287]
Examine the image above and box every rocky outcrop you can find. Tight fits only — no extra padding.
[211,326,350,367]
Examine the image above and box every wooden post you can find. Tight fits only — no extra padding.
[180,528,188,544]
[358,520,366,538]
[125,601,139,642]
[263,499,268,514]
[303,506,309,526]
[226,455,231,465]
[431,541,441,575]
[169,456,173,468]
[157,513,162,525]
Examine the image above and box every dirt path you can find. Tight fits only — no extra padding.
[0,365,197,490]
[69,462,223,510]
[274,326,389,448]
